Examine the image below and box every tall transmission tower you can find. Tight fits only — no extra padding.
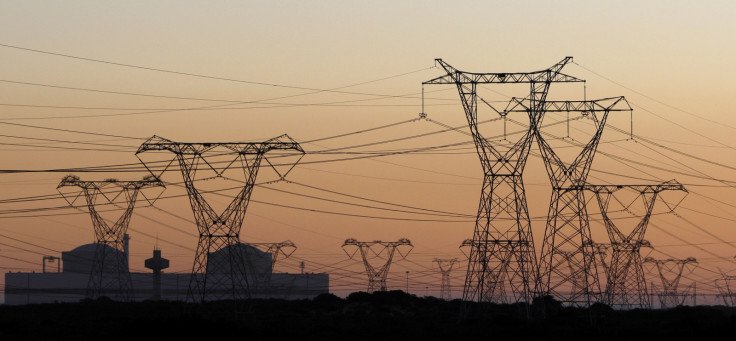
[644,257,697,308]
[342,238,413,293]
[57,175,163,300]
[584,180,687,309]
[527,97,633,306]
[434,258,459,300]
[423,58,583,307]
[136,135,304,302]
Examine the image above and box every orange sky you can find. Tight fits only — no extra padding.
[0,1,734,302]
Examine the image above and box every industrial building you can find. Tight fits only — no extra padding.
[4,239,328,305]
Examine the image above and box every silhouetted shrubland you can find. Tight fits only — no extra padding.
[0,291,734,340]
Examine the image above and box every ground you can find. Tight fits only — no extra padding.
[0,291,734,340]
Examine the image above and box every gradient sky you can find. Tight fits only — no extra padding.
[0,1,734,302]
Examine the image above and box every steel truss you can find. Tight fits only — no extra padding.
[716,270,736,306]
[342,238,413,293]
[525,96,632,306]
[584,180,687,309]
[644,257,697,308]
[434,258,459,300]
[57,175,163,300]
[424,58,582,308]
[245,240,297,272]
[242,240,297,295]
[136,135,304,302]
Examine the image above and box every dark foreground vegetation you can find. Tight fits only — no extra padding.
[1,291,734,340]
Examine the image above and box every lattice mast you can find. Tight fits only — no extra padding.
[715,264,736,306]
[644,257,697,308]
[136,135,304,302]
[423,58,582,306]
[342,238,413,293]
[57,175,163,300]
[434,258,459,300]
[245,240,297,272]
[529,97,632,306]
[585,180,687,309]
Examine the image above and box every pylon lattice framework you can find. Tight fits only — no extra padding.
[592,243,612,287]
[57,175,163,300]
[342,238,413,293]
[526,97,632,307]
[644,256,697,308]
[245,240,297,272]
[241,240,297,295]
[423,58,583,307]
[433,258,458,300]
[136,134,304,302]
[715,267,736,307]
[584,180,687,309]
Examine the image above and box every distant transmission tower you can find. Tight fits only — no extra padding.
[531,97,632,306]
[424,58,582,308]
[585,180,687,309]
[433,258,459,300]
[242,240,297,296]
[715,270,736,306]
[592,242,612,297]
[644,257,697,308]
[136,135,304,302]
[57,175,163,300]
[342,238,413,293]
[245,240,297,272]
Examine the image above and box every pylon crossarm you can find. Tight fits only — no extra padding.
[424,57,583,85]
[508,96,629,114]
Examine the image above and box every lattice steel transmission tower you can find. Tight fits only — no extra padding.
[342,238,413,293]
[241,240,297,296]
[424,58,583,306]
[57,175,163,300]
[528,97,632,306]
[245,240,297,272]
[592,243,612,288]
[136,135,304,302]
[644,257,697,308]
[716,268,736,306]
[585,180,687,309]
[434,258,459,300]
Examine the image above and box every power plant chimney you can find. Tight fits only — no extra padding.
[144,248,169,301]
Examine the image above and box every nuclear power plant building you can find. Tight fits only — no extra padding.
[4,240,329,305]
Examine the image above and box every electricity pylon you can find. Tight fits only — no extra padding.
[245,240,297,272]
[557,250,589,301]
[644,257,697,308]
[584,180,687,309]
[136,135,304,302]
[342,238,413,293]
[526,97,632,306]
[241,240,297,297]
[715,268,736,306]
[592,242,612,297]
[57,175,163,300]
[434,258,459,300]
[423,58,583,308]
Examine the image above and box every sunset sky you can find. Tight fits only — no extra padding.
[0,1,734,302]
